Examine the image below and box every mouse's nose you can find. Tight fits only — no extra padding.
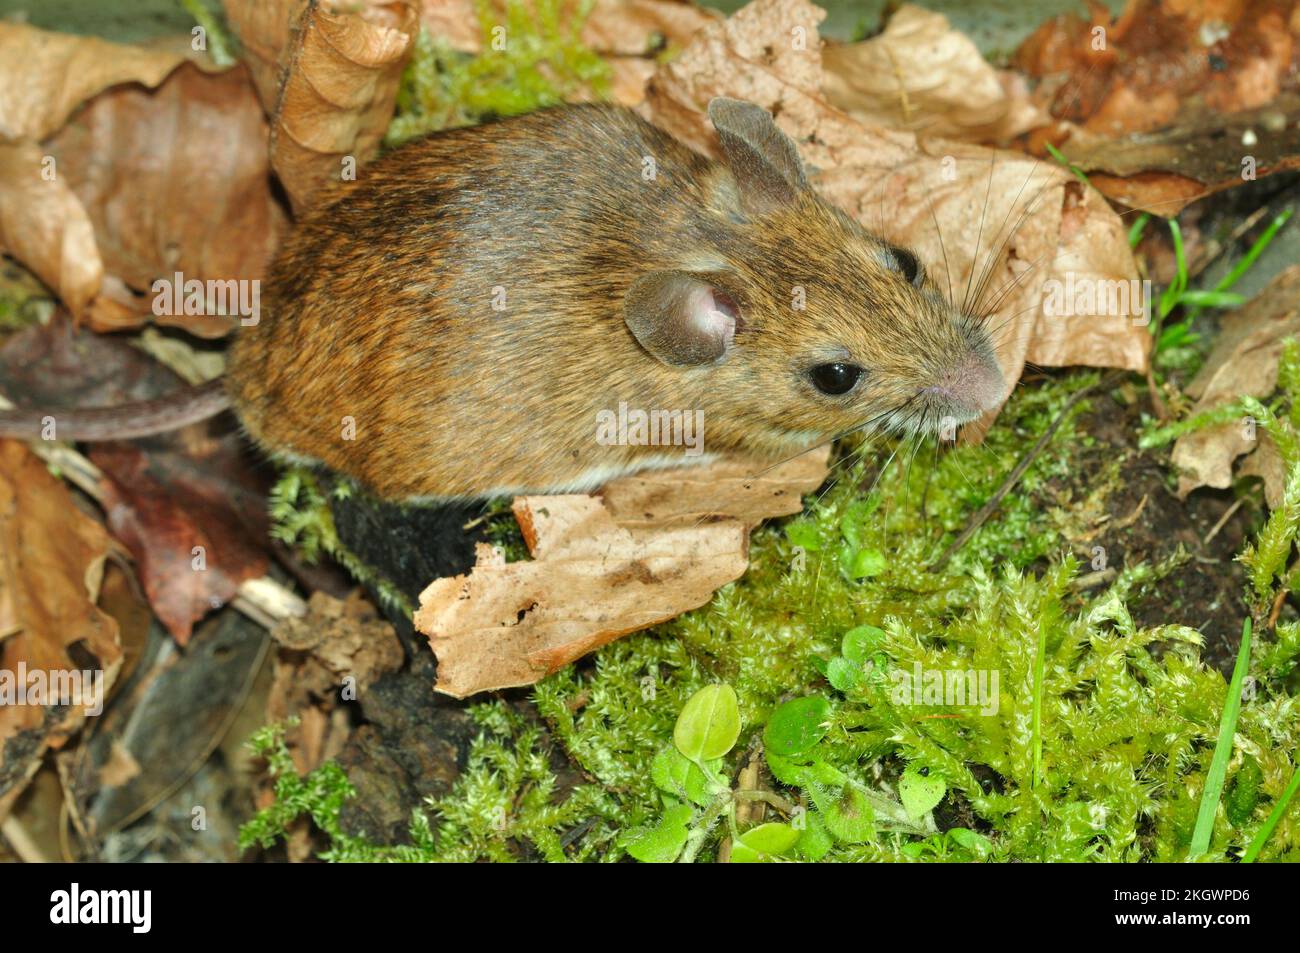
[926,350,1006,419]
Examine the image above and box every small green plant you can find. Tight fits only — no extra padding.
[1150,209,1292,361]
[239,721,358,855]
[623,684,929,863]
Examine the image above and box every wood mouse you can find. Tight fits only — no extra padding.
[0,98,1005,501]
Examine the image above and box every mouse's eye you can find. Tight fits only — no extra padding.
[890,247,924,288]
[810,362,864,396]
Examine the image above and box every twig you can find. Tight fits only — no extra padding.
[931,371,1126,572]
[1070,568,1117,591]
[1203,496,1248,546]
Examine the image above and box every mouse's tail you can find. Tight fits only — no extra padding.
[0,378,231,441]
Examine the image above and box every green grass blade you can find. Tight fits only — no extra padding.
[1044,142,1091,187]
[1187,208,1294,322]
[1177,290,1246,308]
[1214,209,1294,297]
[1128,212,1151,249]
[1241,764,1300,862]
[1158,219,1188,321]
[1031,621,1047,789]
[1188,617,1252,860]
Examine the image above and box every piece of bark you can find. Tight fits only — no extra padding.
[416,449,829,698]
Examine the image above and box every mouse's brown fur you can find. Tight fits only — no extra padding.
[227,99,1004,501]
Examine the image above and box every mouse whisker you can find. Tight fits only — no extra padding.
[925,186,955,310]
[966,161,1060,318]
[977,237,1078,331]
[962,155,998,315]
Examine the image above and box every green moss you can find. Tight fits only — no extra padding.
[386,0,610,145]
[0,260,56,332]
[268,466,413,617]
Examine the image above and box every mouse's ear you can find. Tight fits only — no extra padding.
[624,271,740,366]
[707,97,809,216]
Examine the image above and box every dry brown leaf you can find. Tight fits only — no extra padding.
[219,0,309,111]
[47,63,286,336]
[1172,264,1300,497]
[822,4,1047,143]
[224,0,419,212]
[1062,96,1300,216]
[0,440,122,820]
[608,57,659,107]
[582,0,722,55]
[417,449,828,697]
[643,0,1149,408]
[0,139,103,316]
[0,22,190,141]
[1239,433,1287,509]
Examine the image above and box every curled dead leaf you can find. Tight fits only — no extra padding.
[1062,96,1300,216]
[1172,265,1300,498]
[0,139,103,316]
[224,0,419,212]
[822,4,1047,143]
[0,22,191,140]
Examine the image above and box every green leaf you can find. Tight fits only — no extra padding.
[794,811,833,860]
[849,548,887,579]
[765,751,812,787]
[812,782,875,843]
[899,765,946,819]
[947,827,993,859]
[784,520,821,552]
[650,745,715,806]
[764,695,832,757]
[624,803,692,863]
[842,625,886,663]
[825,656,861,692]
[674,684,741,763]
[730,822,800,862]
[900,840,928,859]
